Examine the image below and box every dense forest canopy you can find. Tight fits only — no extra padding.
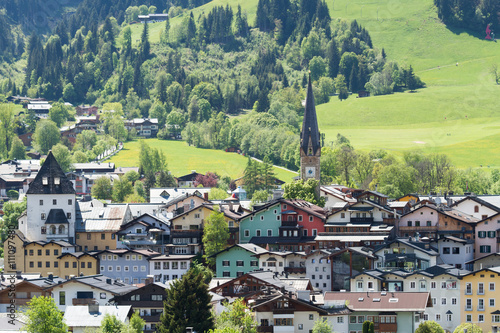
[434,0,500,33]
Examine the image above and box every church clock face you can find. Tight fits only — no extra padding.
[305,167,316,178]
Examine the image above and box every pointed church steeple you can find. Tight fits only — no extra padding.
[300,75,321,182]
[300,75,321,156]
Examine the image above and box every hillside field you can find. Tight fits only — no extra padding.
[106,139,297,182]
[123,0,500,171]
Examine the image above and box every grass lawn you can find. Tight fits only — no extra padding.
[106,139,297,182]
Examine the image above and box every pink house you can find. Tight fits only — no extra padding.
[474,213,500,259]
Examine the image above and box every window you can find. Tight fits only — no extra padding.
[312,229,317,236]
[309,216,313,222]
[443,247,450,254]
[73,262,77,268]
[154,262,161,270]
[466,283,472,294]
[250,260,258,267]
[357,316,365,323]
[46,249,50,256]
[152,295,163,301]
[432,298,436,305]
[490,299,495,307]
[124,266,129,272]
[466,314,472,322]
[41,226,46,234]
[493,315,500,323]
[488,231,497,238]
[410,282,416,289]
[37,261,42,268]
[490,283,495,291]
[267,229,272,237]
[163,262,169,269]
[479,299,484,310]
[435,314,441,322]
[172,262,178,269]
[407,221,412,226]
[59,291,66,305]
[244,230,249,237]
[53,199,57,205]
[68,199,72,205]
[236,260,244,267]
[298,215,303,222]
[274,318,293,326]
[479,314,484,322]
[101,234,105,240]
[447,314,452,322]
[431,281,437,289]
[415,221,420,227]
[478,231,487,238]
[337,317,343,323]
[46,261,50,268]
[87,233,91,240]
[466,299,472,310]
[341,213,345,218]
[222,260,230,267]
[441,298,446,305]
[452,297,457,305]
[350,316,357,324]
[41,213,46,220]
[222,271,230,277]
[309,314,314,320]
[441,281,447,289]
[29,261,34,268]
[256,230,261,237]
[478,283,484,294]
[452,247,460,254]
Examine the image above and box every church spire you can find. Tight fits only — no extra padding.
[300,74,321,156]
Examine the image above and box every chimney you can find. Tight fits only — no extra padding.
[106,278,112,284]
[204,192,208,200]
[145,275,154,285]
[88,302,99,315]
[48,274,53,281]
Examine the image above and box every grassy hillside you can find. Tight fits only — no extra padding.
[123,0,500,171]
[106,139,297,182]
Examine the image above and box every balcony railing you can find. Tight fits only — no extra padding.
[465,306,473,311]
[350,217,374,223]
[72,298,96,305]
[273,308,295,314]
[281,220,298,226]
[284,267,306,274]
[257,326,273,333]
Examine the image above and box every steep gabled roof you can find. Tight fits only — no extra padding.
[300,76,320,155]
[45,209,69,224]
[26,151,75,195]
[450,195,500,213]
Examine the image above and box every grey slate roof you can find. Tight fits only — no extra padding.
[48,275,138,295]
[300,75,321,155]
[45,209,69,224]
[26,151,75,195]
[63,305,132,328]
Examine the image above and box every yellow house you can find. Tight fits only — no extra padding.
[58,252,99,279]
[75,202,132,251]
[3,230,27,274]
[461,267,500,332]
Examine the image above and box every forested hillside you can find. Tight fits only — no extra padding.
[434,0,500,33]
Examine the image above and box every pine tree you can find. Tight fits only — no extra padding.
[243,157,260,198]
[407,65,417,91]
[261,156,276,193]
[158,269,214,333]
[140,22,150,61]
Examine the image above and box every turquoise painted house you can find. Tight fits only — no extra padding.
[238,200,281,243]
[213,243,267,278]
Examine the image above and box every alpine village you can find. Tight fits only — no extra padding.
[1,1,500,333]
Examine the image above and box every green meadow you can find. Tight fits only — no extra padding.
[123,0,500,171]
[106,139,297,182]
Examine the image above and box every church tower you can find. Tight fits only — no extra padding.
[20,151,76,243]
[300,75,321,182]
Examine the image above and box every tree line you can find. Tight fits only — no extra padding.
[434,0,500,33]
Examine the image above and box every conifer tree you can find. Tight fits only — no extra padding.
[158,268,214,333]
[140,22,150,61]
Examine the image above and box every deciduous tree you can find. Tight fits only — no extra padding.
[33,120,60,154]
[415,321,444,333]
[91,176,113,200]
[202,209,229,265]
[22,296,67,333]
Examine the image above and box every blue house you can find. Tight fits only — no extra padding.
[98,249,160,284]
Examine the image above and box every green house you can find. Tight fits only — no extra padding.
[213,243,268,278]
[238,200,282,243]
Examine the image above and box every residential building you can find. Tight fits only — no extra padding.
[112,281,171,333]
[98,249,160,284]
[117,213,170,253]
[75,105,98,117]
[27,101,51,118]
[450,195,500,220]
[324,291,432,333]
[149,187,211,204]
[175,171,203,187]
[138,13,169,23]
[213,243,267,278]
[239,200,282,244]
[64,304,132,333]
[75,200,133,251]
[45,274,137,312]
[373,238,440,271]
[461,267,500,333]
[474,213,500,259]
[466,253,500,271]
[431,236,474,269]
[149,254,195,283]
[125,118,158,138]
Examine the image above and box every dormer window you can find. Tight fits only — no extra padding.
[54,177,60,185]
[42,177,48,185]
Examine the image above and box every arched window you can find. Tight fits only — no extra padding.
[474,205,479,213]
[58,225,65,234]
[50,225,56,235]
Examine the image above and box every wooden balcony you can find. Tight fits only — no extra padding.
[273,308,295,314]
[72,298,96,305]
[257,326,273,333]
[398,226,437,232]
[284,267,306,274]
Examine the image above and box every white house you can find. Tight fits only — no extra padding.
[431,236,474,269]
[64,304,132,333]
[148,254,196,283]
